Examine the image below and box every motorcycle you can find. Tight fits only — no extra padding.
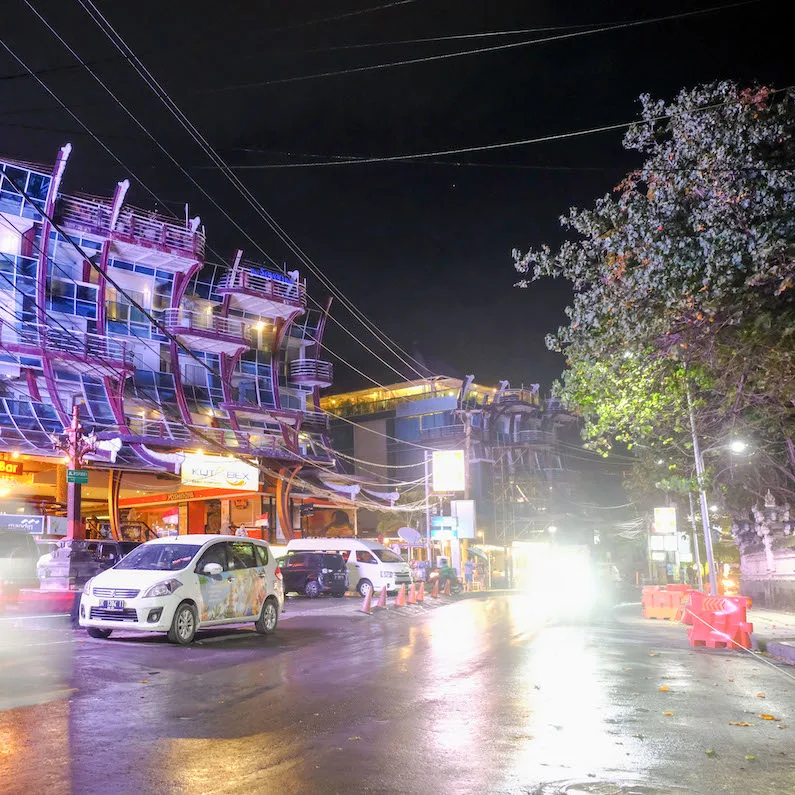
[429,566,462,595]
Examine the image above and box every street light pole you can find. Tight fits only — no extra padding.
[424,450,433,566]
[686,385,719,595]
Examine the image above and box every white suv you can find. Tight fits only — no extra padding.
[79,535,284,645]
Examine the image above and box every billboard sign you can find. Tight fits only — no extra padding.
[451,499,476,539]
[432,450,465,493]
[181,454,259,492]
[653,506,677,535]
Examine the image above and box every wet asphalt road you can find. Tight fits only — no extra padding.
[2,595,795,795]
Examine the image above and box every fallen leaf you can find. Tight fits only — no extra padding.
[663,711,674,716]
[141,680,148,684]
[728,679,734,683]
[757,692,766,698]
[659,685,669,692]
[649,653,658,657]
[729,722,754,727]
[348,736,361,741]
[746,755,756,761]
[706,749,715,756]
[760,714,779,721]
[624,667,632,671]
[778,724,788,729]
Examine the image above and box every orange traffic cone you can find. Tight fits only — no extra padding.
[442,579,451,596]
[407,583,416,605]
[431,579,439,599]
[394,584,406,607]
[359,586,373,615]
[417,582,425,602]
[376,586,388,609]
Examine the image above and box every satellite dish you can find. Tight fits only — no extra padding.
[398,527,421,545]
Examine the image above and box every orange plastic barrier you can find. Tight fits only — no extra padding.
[685,594,753,649]
[642,585,692,620]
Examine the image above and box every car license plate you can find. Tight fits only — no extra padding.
[100,599,125,610]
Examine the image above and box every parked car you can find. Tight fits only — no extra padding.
[280,552,348,598]
[285,538,411,597]
[37,539,140,587]
[0,531,39,596]
[79,535,284,645]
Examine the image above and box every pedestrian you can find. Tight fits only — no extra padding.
[464,558,475,592]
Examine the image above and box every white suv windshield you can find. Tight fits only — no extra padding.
[115,544,196,571]
[375,548,403,563]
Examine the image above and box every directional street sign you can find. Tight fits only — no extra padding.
[67,469,89,485]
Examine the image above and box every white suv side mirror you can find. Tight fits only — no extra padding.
[202,562,223,575]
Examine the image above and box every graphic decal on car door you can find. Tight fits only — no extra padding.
[198,541,267,621]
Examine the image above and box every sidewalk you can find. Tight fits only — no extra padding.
[749,608,795,665]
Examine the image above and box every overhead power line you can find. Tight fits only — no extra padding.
[201,1,759,94]
[69,0,429,383]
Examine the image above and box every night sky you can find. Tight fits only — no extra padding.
[1,0,789,391]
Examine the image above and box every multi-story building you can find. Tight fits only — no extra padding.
[0,145,336,539]
[321,376,576,543]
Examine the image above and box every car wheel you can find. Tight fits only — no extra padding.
[305,580,321,598]
[86,627,112,639]
[255,598,279,635]
[357,579,373,598]
[331,591,345,598]
[167,602,197,645]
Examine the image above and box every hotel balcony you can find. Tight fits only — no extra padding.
[419,424,466,442]
[289,358,333,388]
[216,267,306,319]
[109,418,299,460]
[162,308,251,356]
[516,429,555,446]
[15,325,133,375]
[56,195,206,270]
[300,410,330,435]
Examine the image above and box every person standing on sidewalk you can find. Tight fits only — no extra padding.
[464,559,475,592]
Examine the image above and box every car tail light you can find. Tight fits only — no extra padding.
[274,566,283,581]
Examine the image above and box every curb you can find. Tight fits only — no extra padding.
[752,633,795,665]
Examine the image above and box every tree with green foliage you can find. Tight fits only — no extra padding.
[514,81,795,513]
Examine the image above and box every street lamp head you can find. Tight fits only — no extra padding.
[729,440,748,454]
[548,525,558,534]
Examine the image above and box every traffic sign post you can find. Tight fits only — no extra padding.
[67,469,89,485]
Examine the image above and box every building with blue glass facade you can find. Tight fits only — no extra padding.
[0,145,336,538]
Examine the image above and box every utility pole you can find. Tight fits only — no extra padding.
[687,492,705,592]
[686,384,718,595]
[51,404,97,541]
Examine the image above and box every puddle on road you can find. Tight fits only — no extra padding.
[528,781,699,795]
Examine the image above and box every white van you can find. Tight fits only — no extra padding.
[285,538,411,597]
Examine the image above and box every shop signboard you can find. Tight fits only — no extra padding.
[181,453,259,491]
[430,515,458,540]
[0,513,45,534]
[431,450,465,493]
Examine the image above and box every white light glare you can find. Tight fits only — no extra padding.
[729,440,748,454]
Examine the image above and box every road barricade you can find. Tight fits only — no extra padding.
[642,585,692,620]
[685,594,753,649]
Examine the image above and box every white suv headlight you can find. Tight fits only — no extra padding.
[142,579,183,598]
[83,577,95,595]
